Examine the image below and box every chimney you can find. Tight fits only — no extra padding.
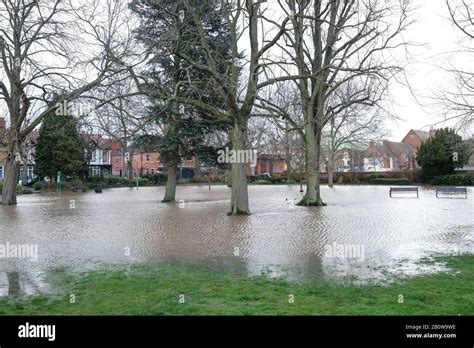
[429,126,436,138]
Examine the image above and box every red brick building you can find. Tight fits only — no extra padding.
[366,140,415,171]
[246,154,287,176]
[401,129,436,152]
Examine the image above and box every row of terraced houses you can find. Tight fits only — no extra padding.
[0,116,472,181]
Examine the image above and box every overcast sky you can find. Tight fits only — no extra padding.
[387,0,473,141]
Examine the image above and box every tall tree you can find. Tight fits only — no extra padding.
[35,103,84,180]
[130,0,231,203]
[433,0,474,129]
[0,0,132,204]
[274,0,412,206]
[322,79,387,187]
[170,0,290,214]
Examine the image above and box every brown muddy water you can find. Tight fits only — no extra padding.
[0,185,472,296]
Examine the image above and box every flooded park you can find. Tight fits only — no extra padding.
[0,185,472,297]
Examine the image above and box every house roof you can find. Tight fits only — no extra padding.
[385,141,415,156]
[412,130,430,141]
[373,143,395,158]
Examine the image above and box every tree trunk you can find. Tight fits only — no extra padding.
[328,153,335,188]
[162,164,177,203]
[127,160,134,180]
[229,121,250,215]
[298,125,325,207]
[286,153,292,182]
[194,156,201,181]
[2,138,20,205]
[2,158,19,205]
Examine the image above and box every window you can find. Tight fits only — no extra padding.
[151,169,154,174]
[102,151,109,164]
[0,166,3,179]
[146,154,150,162]
[90,167,101,177]
[27,166,34,179]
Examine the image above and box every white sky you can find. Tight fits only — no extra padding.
[387,0,473,141]
[1,0,472,142]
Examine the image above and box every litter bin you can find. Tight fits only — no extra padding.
[95,184,103,194]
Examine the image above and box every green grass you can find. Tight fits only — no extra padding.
[0,255,472,315]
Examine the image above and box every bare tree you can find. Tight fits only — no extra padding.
[129,0,291,215]
[322,79,387,187]
[433,0,474,130]
[256,80,305,181]
[0,0,132,204]
[83,74,154,180]
[273,0,412,206]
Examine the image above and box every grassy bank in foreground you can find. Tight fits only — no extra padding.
[0,255,472,315]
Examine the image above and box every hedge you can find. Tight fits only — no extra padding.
[429,174,473,186]
[368,177,411,185]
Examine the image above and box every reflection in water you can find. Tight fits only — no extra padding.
[0,185,472,296]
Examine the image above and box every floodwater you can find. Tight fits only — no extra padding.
[0,185,472,296]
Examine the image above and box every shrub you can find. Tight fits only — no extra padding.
[207,175,226,183]
[179,178,202,184]
[137,178,151,186]
[32,181,48,191]
[367,173,383,180]
[368,177,411,185]
[429,174,473,186]
[139,173,167,185]
[253,179,273,185]
[416,128,471,181]
[62,179,84,189]
[269,176,284,184]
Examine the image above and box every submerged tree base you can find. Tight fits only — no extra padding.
[297,196,327,207]
[2,202,17,206]
[227,209,251,216]
[161,199,176,203]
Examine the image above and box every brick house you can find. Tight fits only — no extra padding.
[365,140,415,171]
[401,129,437,153]
[0,117,37,182]
[82,135,123,177]
[246,154,287,176]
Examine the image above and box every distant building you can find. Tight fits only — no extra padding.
[364,129,440,172]
[365,140,415,171]
[0,117,37,182]
[247,154,287,176]
[401,129,435,152]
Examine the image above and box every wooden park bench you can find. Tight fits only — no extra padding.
[436,187,467,199]
[389,186,419,198]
